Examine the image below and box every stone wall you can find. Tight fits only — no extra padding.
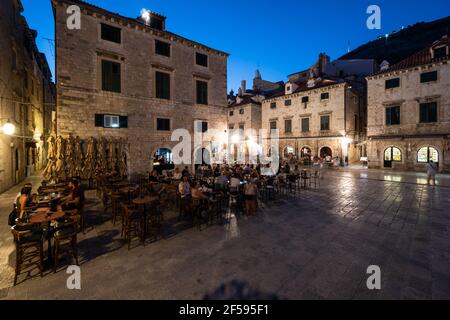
[367,60,450,172]
[261,83,364,163]
[54,0,228,174]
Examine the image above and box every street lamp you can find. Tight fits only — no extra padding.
[2,119,15,136]
[340,136,353,166]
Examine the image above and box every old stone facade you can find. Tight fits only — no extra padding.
[367,36,450,172]
[52,0,228,174]
[262,80,364,164]
[0,0,55,193]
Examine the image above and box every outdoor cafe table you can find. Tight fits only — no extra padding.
[29,207,65,265]
[119,186,138,202]
[132,196,159,241]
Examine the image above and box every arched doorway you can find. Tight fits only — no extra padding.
[283,146,295,158]
[320,147,332,159]
[417,146,439,165]
[384,146,402,168]
[300,146,311,158]
[153,148,174,174]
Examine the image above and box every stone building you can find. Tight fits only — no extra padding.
[366,36,450,172]
[227,71,283,161]
[0,0,55,193]
[262,54,369,164]
[52,0,229,174]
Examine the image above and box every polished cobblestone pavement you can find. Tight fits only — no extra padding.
[1,171,450,300]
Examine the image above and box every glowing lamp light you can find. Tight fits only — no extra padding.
[232,134,240,144]
[2,120,15,136]
[33,131,42,142]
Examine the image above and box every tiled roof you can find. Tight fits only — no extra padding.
[374,36,450,75]
[265,78,342,100]
[229,95,261,107]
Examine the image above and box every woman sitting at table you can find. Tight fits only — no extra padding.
[172,167,182,180]
[62,179,84,211]
[17,186,33,219]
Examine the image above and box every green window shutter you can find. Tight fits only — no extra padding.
[119,116,128,128]
[95,114,104,127]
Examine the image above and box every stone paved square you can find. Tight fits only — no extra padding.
[1,170,450,300]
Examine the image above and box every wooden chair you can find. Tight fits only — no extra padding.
[53,219,79,273]
[122,204,143,249]
[11,225,44,286]
[110,193,123,226]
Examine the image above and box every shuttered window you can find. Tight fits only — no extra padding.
[155,71,170,99]
[102,60,121,93]
[420,102,437,123]
[196,80,208,105]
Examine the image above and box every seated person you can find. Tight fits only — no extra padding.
[62,179,84,211]
[191,181,208,200]
[17,186,33,219]
[172,167,182,180]
[229,174,242,194]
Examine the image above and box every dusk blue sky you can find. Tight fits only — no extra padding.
[22,0,450,92]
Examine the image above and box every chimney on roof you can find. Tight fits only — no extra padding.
[318,53,330,76]
[380,60,390,71]
[241,80,246,95]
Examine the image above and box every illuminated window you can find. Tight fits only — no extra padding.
[384,147,402,162]
[417,147,438,163]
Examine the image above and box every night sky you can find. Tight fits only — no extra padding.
[21,0,450,91]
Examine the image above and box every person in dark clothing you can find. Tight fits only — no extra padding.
[63,179,84,210]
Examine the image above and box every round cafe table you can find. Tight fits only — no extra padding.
[29,208,65,266]
[132,196,159,242]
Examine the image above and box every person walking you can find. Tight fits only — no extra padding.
[426,160,438,186]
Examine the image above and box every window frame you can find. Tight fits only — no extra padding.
[385,105,401,126]
[195,52,208,67]
[101,59,122,93]
[269,121,277,130]
[420,71,438,83]
[320,92,330,101]
[196,80,208,105]
[419,102,438,123]
[155,71,171,100]
[156,118,171,131]
[384,146,402,162]
[385,78,400,90]
[417,146,439,164]
[320,115,330,131]
[284,119,292,133]
[270,102,277,109]
[155,39,171,57]
[301,117,310,132]
[100,23,122,44]
[285,99,292,106]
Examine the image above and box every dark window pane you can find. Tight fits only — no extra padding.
[434,47,447,60]
[95,114,104,127]
[119,116,128,128]
[155,71,170,99]
[102,60,121,93]
[270,102,276,109]
[157,118,170,131]
[420,71,437,83]
[285,120,292,133]
[155,40,171,57]
[420,102,437,123]
[202,121,208,133]
[239,109,244,114]
[229,111,234,116]
[301,118,309,132]
[301,96,309,103]
[386,106,400,125]
[320,116,330,130]
[385,78,400,89]
[196,81,208,105]
[101,24,121,43]
[321,92,329,100]
[285,99,292,106]
[270,121,277,130]
[196,53,208,67]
